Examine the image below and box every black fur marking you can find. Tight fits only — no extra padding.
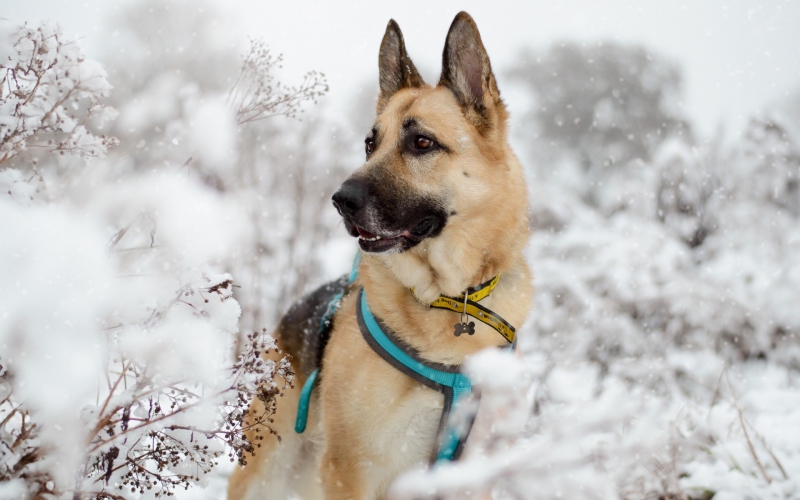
[277,275,351,380]
[366,127,379,159]
[402,117,417,129]
[333,160,450,253]
[363,166,448,245]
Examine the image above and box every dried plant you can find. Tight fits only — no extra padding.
[0,368,53,499]
[74,279,294,499]
[228,38,328,125]
[0,276,294,500]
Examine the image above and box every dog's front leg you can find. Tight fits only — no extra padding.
[320,444,368,500]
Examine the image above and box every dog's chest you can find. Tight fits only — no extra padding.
[359,381,444,485]
[374,382,442,454]
[323,316,449,464]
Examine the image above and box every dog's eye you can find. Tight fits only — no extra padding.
[414,136,434,150]
[365,138,375,156]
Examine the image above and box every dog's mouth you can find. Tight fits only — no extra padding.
[332,177,447,254]
[344,216,441,253]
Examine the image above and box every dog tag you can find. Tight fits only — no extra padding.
[454,321,476,337]
[453,290,475,337]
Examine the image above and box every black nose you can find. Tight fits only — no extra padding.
[332,179,368,218]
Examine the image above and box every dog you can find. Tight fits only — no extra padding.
[227,11,532,500]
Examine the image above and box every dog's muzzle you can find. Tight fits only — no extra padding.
[332,177,447,253]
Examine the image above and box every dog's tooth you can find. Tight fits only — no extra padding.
[376,236,381,240]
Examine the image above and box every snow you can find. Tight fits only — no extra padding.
[90,172,250,265]
[187,96,238,173]
[2,9,799,500]
[0,168,38,204]
[0,479,27,500]
[117,74,184,133]
[0,167,255,492]
[0,201,112,485]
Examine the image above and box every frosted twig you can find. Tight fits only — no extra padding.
[737,407,770,483]
[746,418,789,480]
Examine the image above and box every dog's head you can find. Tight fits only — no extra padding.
[332,12,527,293]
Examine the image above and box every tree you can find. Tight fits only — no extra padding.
[731,117,800,216]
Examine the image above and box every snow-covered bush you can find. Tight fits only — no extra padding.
[99,0,353,332]
[0,21,298,499]
[507,42,691,182]
[230,39,328,126]
[0,23,118,204]
[0,23,118,166]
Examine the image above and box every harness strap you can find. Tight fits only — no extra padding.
[295,253,361,435]
[357,289,474,463]
[294,368,318,433]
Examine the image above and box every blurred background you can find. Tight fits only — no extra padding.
[2,0,800,498]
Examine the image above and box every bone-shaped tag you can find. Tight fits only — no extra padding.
[453,321,476,337]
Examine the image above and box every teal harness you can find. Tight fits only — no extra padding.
[294,254,512,463]
[356,288,475,462]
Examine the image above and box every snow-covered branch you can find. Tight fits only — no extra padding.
[0,23,118,166]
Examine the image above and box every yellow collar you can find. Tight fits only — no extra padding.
[453,274,500,303]
[413,274,515,344]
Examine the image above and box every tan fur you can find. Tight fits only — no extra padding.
[229,12,532,500]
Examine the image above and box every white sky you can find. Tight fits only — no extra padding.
[6,0,800,138]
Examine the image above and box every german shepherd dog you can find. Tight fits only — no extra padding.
[228,11,532,500]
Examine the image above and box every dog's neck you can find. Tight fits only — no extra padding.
[374,206,528,304]
[372,240,521,308]
[377,250,496,305]
[358,239,529,364]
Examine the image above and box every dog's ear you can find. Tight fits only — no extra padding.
[439,12,501,132]
[377,19,425,113]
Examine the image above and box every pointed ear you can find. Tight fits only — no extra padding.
[377,19,425,113]
[439,12,501,131]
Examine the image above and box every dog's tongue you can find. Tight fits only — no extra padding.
[357,227,378,239]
